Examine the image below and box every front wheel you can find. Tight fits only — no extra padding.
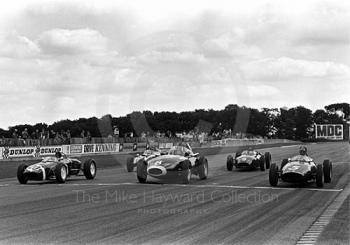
[281,159,288,171]
[264,152,271,169]
[182,169,191,184]
[83,159,97,179]
[226,155,234,171]
[269,163,279,186]
[136,160,147,183]
[198,157,208,180]
[316,164,324,187]
[55,163,68,183]
[17,164,28,184]
[323,160,332,183]
[126,157,135,172]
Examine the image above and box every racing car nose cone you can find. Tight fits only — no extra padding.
[147,166,167,177]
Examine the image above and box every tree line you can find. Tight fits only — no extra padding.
[0,103,348,141]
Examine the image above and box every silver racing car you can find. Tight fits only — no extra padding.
[17,152,97,184]
[136,144,208,184]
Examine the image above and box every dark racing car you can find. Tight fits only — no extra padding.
[226,149,271,171]
[17,152,97,184]
[126,146,163,172]
[136,144,208,184]
[269,147,332,188]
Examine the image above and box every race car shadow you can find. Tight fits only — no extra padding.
[23,178,95,185]
[273,182,322,189]
[234,168,263,172]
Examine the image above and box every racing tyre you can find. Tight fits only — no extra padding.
[226,155,234,171]
[126,156,135,172]
[136,160,147,183]
[264,152,271,169]
[323,160,332,183]
[198,157,208,180]
[83,159,97,179]
[182,169,191,184]
[316,164,324,187]
[180,160,191,184]
[269,163,279,187]
[281,159,288,171]
[260,156,265,171]
[17,164,28,184]
[55,163,68,183]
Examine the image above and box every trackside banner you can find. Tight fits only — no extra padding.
[0,145,64,159]
[315,124,343,140]
[69,143,120,155]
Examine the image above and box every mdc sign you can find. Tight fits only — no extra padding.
[315,124,343,140]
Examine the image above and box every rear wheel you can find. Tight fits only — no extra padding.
[198,157,208,180]
[260,156,265,171]
[136,160,147,183]
[269,163,279,186]
[264,152,271,169]
[83,159,97,179]
[17,164,28,184]
[126,157,135,172]
[226,155,234,171]
[316,164,324,187]
[323,160,332,183]
[55,163,67,183]
[281,159,288,171]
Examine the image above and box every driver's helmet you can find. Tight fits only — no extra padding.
[55,151,62,159]
[299,146,307,155]
[149,146,157,151]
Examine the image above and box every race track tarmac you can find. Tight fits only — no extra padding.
[0,142,349,244]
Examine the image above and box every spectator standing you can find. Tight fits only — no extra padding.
[66,130,71,144]
[81,130,85,138]
[113,126,119,138]
[12,129,18,146]
[87,131,92,143]
[81,130,86,144]
[22,128,29,145]
[12,129,18,139]
[31,131,36,139]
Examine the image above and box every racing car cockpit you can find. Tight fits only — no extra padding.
[241,150,256,156]
[289,155,314,164]
[54,151,68,161]
[168,146,192,157]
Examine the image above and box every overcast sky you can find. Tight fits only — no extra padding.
[0,0,349,129]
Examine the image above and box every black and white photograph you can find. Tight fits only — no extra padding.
[0,0,349,244]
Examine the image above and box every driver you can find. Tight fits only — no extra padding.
[299,146,308,156]
[55,151,63,160]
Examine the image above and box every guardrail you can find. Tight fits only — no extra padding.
[0,138,298,160]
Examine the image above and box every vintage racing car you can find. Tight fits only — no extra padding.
[17,152,97,184]
[136,144,208,184]
[226,149,271,171]
[126,146,162,172]
[269,154,332,187]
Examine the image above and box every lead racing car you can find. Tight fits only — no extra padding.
[17,152,97,184]
[269,148,332,187]
[136,144,208,184]
[126,146,163,172]
[226,149,271,171]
